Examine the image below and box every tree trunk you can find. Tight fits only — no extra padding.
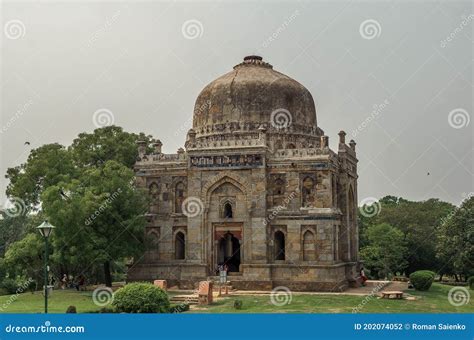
[104,261,112,287]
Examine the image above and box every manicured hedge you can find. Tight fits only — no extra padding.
[112,282,170,313]
[409,270,435,291]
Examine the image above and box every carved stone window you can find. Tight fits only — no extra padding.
[274,178,285,195]
[175,182,186,213]
[270,175,286,207]
[303,230,316,261]
[223,202,233,218]
[149,182,159,200]
[302,176,316,207]
[145,228,160,262]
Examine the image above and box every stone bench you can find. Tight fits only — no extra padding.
[381,291,403,299]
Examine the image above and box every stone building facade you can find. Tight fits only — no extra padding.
[127,56,359,291]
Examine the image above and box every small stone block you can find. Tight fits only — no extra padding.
[153,280,167,291]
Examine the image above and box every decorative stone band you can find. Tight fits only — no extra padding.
[190,154,263,168]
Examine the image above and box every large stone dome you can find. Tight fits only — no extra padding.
[192,56,318,137]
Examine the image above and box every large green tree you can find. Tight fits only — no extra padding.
[42,161,148,287]
[3,233,45,288]
[70,126,153,168]
[436,196,474,280]
[360,223,408,279]
[359,196,454,274]
[5,143,75,209]
[4,126,153,287]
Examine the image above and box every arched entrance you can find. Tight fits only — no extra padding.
[217,232,241,272]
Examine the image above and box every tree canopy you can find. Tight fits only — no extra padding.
[3,126,152,287]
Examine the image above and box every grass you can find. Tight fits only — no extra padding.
[0,283,471,314]
[190,284,474,313]
[0,289,101,313]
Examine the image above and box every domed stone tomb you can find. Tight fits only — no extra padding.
[129,56,359,291]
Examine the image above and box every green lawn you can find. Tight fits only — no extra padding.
[0,283,471,313]
[0,289,100,313]
[191,284,474,313]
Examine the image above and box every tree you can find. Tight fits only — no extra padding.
[4,126,153,287]
[70,126,153,168]
[3,233,45,288]
[436,196,474,280]
[5,143,75,209]
[359,196,454,274]
[0,214,33,256]
[360,223,408,279]
[42,160,148,287]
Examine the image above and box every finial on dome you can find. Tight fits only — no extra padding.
[234,55,272,69]
[244,55,263,61]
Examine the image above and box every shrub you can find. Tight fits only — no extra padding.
[468,276,474,290]
[27,280,36,293]
[409,270,435,291]
[417,270,436,278]
[1,278,19,294]
[112,282,169,313]
[66,305,77,313]
[233,299,243,310]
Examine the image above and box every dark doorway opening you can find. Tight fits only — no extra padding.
[175,232,185,260]
[217,232,240,272]
[274,231,285,260]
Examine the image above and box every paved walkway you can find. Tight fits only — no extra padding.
[170,280,410,297]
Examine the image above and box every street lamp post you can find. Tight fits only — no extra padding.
[36,221,55,314]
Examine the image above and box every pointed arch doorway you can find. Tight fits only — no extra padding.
[213,224,242,274]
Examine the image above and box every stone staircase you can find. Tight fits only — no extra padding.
[170,294,199,305]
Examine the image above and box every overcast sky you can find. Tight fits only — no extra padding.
[1,0,472,207]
